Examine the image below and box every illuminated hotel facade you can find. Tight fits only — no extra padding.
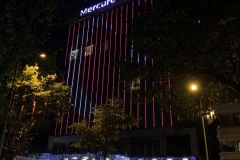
[49,0,200,157]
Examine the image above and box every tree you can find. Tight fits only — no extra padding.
[0,0,71,123]
[0,1,72,157]
[119,0,240,123]
[70,98,137,158]
[1,64,71,159]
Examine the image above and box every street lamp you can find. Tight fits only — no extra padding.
[190,83,209,160]
[40,53,46,58]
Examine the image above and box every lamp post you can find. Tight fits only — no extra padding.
[190,84,209,160]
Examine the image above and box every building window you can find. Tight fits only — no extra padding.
[70,49,78,60]
[84,45,94,56]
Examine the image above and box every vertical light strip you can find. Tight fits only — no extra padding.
[152,59,155,128]
[101,12,109,105]
[65,24,76,135]
[59,107,64,136]
[160,79,164,127]
[144,56,147,128]
[112,8,118,98]
[76,21,86,122]
[66,25,76,85]
[71,23,81,134]
[82,19,91,119]
[70,24,80,95]
[64,26,72,71]
[70,22,85,134]
[118,6,123,98]
[106,10,113,102]
[161,108,164,127]
[95,13,104,108]
[168,74,173,126]
[84,17,95,123]
[137,0,140,129]
[129,0,135,129]
[90,16,99,122]
[124,5,128,62]
[56,25,71,136]
[123,4,128,129]
[137,52,140,128]
[78,19,89,122]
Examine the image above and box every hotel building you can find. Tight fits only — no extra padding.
[48,0,200,158]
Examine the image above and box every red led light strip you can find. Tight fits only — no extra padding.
[64,26,72,70]
[90,16,99,119]
[168,74,173,126]
[118,6,123,98]
[106,10,113,102]
[65,24,77,135]
[112,8,118,98]
[85,17,95,125]
[78,20,88,122]
[123,4,128,129]
[152,59,155,127]
[76,20,86,123]
[129,0,135,129]
[82,19,91,119]
[101,12,109,105]
[160,78,164,127]
[71,22,81,134]
[95,14,104,107]
[144,57,147,128]
[56,25,71,136]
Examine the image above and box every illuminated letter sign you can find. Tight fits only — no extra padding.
[80,0,116,16]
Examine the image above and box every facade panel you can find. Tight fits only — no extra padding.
[55,0,173,137]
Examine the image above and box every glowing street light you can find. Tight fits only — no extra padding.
[191,84,197,91]
[189,82,209,160]
[40,53,46,58]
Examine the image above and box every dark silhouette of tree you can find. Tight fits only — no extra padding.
[119,0,240,122]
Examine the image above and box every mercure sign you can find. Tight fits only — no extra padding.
[80,0,116,16]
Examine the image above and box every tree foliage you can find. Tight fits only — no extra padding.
[2,65,71,159]
[0,0,70,121]
[120,0,240,123]
[70,98,137,157]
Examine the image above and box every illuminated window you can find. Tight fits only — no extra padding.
[84,45,94,56]
[131,77,140,90]
[70,49,78,60]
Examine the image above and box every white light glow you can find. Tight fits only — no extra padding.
[183,158,188,160]
[82,156,88,160]
[167,159,172,160]
[191,85,197,91]
[64,158,69,160]
[72,157,78,160]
